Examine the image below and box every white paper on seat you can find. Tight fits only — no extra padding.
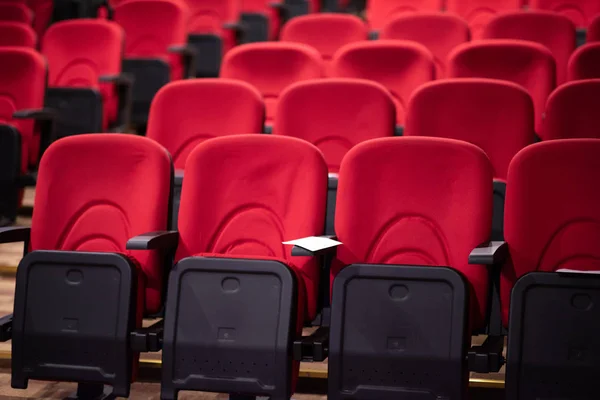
[557,269,600,275]
[282,236,342,252]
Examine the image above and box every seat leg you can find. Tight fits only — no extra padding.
[64,383,115,400]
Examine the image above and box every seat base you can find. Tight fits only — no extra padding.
[240,13,270,43]
[11,251,138,398]
[506,271,600,400]
[123,58,171,126]
[45,88,103,139]
[161,256,298,400]
[188,34,222,78]
[64,383,116,400]
[329,263,469,400]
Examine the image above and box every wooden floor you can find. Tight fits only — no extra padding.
[0,188,504,398]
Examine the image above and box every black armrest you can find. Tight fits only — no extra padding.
[0,314,12,342]
[99,73,133,85]
[269,2,287,9]
[290,235,339,257]
[469,241,508,265]
[167,45,197,78]
[223,22,243,31]
[468,335,505,373]
[127,231,178,251]
[13,108,56,121]
[130,319,163,352]
[0,226,30,244]
[293,326,329,361]
[100,73,134,129]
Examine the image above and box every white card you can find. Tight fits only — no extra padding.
[283,236,342,252]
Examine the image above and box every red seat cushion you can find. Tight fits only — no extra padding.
[448,39,556,133]
[146,79,264,170]
[446,0,524,39]
[332,137,493,330]
[380,12,470,78]
[0,21,36,47]
[330,40,435,125]
[568,43,600,80]
[482,11,576,84]
[405,78,535,180]
[0,2,33,24]
[220,43,323,125]
[31,134,172,314]
[366,0,444,32]
[274,78,395,173]
[503,139,600,326]
[589,14,600,42]
[175,135,328,322]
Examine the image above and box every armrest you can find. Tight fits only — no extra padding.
[269,2,287,9]
[285,235,340,257]
[130,319,163,352]
[0,314,12,342]
[13,108,56,121]
[223,22,243,31]
[100,74,134,129]
[0,226,30,244]
[127,231,178,251]
[167,45,195,57]
[167,45,197,78]
[99,73,133,86]
[293,326,329,361]
[469,241,508,265]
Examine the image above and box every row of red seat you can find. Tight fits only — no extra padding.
[0,0,53,37]
[0,133,597,399]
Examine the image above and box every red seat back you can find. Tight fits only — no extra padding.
[220,42,323,125]
[366,0,444,31]
[0,47,46,170]
[0,21,36,47]
[147,79,264,170]
[332,137,493,329]
[483,11,576,84]
[175,134,328,320]
[568,43,600,80]
[280,14,368,76]
[28,0,53,37]
[274,78,395,173]
[529,0,600,28]
[31,134,173,314]
[446,0,524,38]
[589,14,600,41]
[502,139,600,325]
[448,39,555,133]
[0,2,32,24]
[542,79,600,140]
[42,19,124,88]
[406,78,535,181]
[181,0,239,33]
[331,40,434,125]
[380,12,470,78]
[114,0,189,58]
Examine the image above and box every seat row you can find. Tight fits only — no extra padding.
[0,133,598,400]
[0,0,53,37]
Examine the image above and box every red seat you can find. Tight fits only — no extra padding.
[589,13,600,41]
[0,2,33,24]
[483,11,576,84]
[0,21,36,47]
[448,39,556,133]
[220,42,323,126]
[28,0,52,37]
[181,0,239,54]
[568,42,600,80]
[406,78,535,181]
[366,0,444,32]
[280,14,368,76]
[529,0,600,28]
[42,19,125,130]
[114,0,190,81]
[274,78,395,173]
[33,135,172,315]
[0,47,46,171]
[446,0,524,39]
[175,134,327,323]
[330,40,434,125]
[542,79,600,140]
[146,79,264,170]
[332,136,493,330]
[502,139,600,326]
[380,12,470,78]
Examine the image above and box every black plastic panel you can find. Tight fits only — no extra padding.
[506,271,600,400]
[492,180,506,241]
[45,87,103,139]
[0,125,21,224]
[188,34,222,78]
[284,0,310,19]
[329,264,469,400]
[325,175,338,236]
[123,58,171,126]
[240,13,270,43]
[161,256,297,400]
[11,251,137,398]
